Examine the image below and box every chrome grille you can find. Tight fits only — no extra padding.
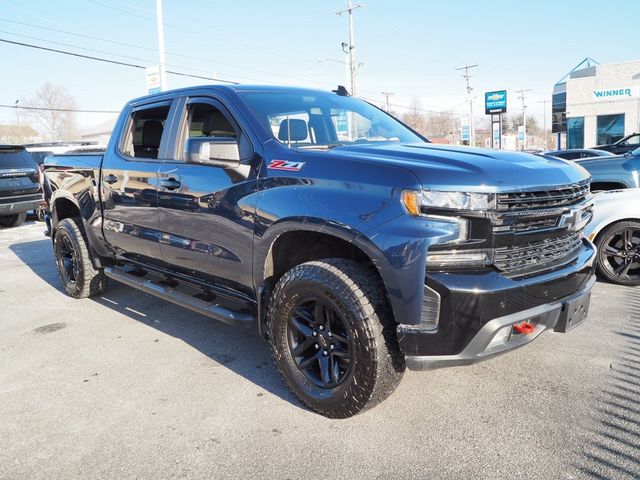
[497,183,589,211]
[493,232,582,274]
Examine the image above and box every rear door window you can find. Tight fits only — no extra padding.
[120,104,172,160]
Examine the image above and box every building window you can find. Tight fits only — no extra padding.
[552,91,567,133]
[567,117,584,149]
[596,114,625,145]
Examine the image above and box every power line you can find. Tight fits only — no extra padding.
[0,104,119,114]
[0,18,350,90]
[0,37,238,84]
[87,0,323,66]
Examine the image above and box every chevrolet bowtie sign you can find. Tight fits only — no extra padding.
[485,90,507,114]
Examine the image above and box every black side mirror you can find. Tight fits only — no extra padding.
[186,138,240,167]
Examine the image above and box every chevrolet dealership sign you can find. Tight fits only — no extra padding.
[593,86,640,100]
[485,90,507,114]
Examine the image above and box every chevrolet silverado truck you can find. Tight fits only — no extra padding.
[44,85,596,418]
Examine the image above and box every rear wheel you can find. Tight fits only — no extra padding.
[53,218,108,298]
[0,212,27,228]
[267,258,404,418]
[595,220,640,286]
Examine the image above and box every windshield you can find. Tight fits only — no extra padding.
[238,91,424,148]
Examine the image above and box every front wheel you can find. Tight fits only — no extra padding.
[53,218,108,298]
[595,220,640,286]
[267,258,404,418]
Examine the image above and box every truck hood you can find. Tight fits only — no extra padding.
[328,143,591,192]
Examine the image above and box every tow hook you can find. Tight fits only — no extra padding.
[513,321,535,335]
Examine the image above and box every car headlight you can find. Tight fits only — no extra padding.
[426,249,493,269]
[402,189,496,215]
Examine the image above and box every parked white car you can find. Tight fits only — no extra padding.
[585,188,640,286]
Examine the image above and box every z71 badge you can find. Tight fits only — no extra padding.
[267,159,305,172]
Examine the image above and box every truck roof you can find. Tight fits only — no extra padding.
[127,84,339,104]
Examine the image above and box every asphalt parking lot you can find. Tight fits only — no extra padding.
[1,221,639,480]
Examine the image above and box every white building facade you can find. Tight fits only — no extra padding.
[553,60,640,149]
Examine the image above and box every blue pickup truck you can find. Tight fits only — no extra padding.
[44,85,596,417]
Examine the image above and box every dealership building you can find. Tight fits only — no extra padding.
[552,58,640,149]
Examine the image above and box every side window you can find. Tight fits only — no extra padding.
[188,103,236,139]
[184,102,252,161]
[121,105,171,159]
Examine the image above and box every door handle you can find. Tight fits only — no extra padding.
[160,178,181,190]
[104,173,118,185]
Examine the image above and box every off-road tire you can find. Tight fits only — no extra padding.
[267,258,405,418]
[53,218,108,298]
[0,212,27,228]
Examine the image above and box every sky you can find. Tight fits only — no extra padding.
[0,0,639,133]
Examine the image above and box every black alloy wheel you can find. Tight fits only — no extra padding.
[287,298,354,389]
[596,221,640,286]
[57,234,80,287]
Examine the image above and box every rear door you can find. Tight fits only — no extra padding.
[156,95,260,297]
[101,100,176,266]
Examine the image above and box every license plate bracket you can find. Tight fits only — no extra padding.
[555,291,591,332]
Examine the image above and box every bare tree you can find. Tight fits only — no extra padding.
[23,82,77,141]
[401,97,428,134]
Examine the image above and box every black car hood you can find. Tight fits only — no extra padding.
[324,143,591,192]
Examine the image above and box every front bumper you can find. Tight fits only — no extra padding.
[398,240,596,370]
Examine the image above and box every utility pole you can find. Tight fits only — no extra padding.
[515,88,532,149]
[538,98,549,149]
[155,0,167,91]
[455,64,478,146]
[381,91,394,112]
[336,1,363,96]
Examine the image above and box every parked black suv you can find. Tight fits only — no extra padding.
[0,145,42,228]
[594,132,640,155]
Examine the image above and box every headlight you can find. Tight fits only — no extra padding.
[402,189,496,215]
[426,249,493,269]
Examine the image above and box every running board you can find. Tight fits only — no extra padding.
[103,267,254,327]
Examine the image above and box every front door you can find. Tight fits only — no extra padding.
[101,100,174,266]
[157,96,260,296]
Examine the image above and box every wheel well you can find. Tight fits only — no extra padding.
[590,182,627,192]
[593,218,640,245]
[261,230,390,329]
[52,198,81,226]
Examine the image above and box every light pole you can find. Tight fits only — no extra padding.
[514,88,532,149]
[336,1,363,96]
[381,91,394,112]
[155,0,167,91]
[455,64,478,146]
[538,98,549,149]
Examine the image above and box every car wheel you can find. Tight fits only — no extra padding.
[53,218,108,298]
[0,212,27,228]
[267,258,405,418]
[595,220,640,286]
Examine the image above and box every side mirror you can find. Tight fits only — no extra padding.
[187,138,240,167]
